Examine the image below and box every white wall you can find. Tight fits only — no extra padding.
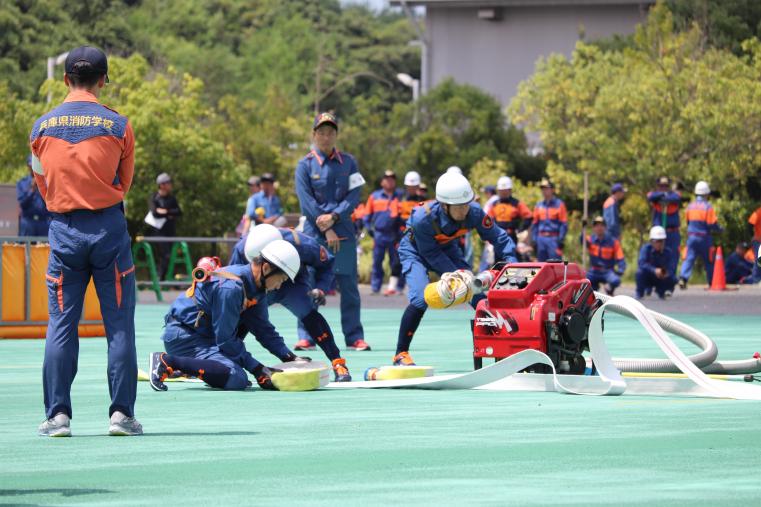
[426,4,649,105]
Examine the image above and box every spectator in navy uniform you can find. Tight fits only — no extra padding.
[16,154,51,237]
[725,242,755,284]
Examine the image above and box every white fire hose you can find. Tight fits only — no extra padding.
[327,294,761,400]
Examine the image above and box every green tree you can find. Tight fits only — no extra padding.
[510,2,761,256]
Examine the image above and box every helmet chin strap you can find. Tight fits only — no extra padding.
[259,260,285,292]
[443,203,466,224]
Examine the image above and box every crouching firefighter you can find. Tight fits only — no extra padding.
[394,170,518,366]
[230,224,351,381]
[148,240,303,391]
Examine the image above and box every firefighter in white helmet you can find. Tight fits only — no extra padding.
[149,240,303,392]
[392,170,517,366]
[678,181,722,289]
[635,226,677,299]
[227,224,352,382]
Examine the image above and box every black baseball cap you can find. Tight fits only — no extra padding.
[260,172,276,183]
[65,46,109,82]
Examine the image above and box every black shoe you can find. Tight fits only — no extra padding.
[679,278,688,290]
[149,352,169,392]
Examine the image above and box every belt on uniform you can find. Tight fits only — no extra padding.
[53,203,123,217]
[688,231,708,237]
[539,232,559,237]
[666,227,680,232]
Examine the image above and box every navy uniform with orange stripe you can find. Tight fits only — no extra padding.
[229,228,342,360]
[647,180,682,274]
[488,196,532,245]
[295,129,365,347]
[29,46,138,424]
[679,194,722,284]
[532,196,568,261]
[395,201,517,353]
[364,184,404,292]
[160,264,291,390]
[584,230,626,293]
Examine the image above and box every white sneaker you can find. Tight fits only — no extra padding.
[38,413,71,437]
[109,411,143,436]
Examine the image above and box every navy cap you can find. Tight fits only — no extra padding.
[484,185,496,193]
[539,178,554,189]
[313,112,338,131]
[611,183,626,193]
[65,46,109,82]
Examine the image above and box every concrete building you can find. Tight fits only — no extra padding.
[392,0,654,106]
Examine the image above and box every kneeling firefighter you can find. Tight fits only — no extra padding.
[394,170,518,366]
[238,224,352,382]
[149,240,302,391]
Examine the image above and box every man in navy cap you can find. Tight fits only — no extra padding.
[603,183,626,240]
[16,154,51,237]
[294,112,370,351]
[30,45,141,436]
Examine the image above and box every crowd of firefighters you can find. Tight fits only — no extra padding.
[353,170,761,300]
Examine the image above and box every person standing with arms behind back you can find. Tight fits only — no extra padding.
[295,112,370,351]
[30,46,141,436]
[146,172,182,280]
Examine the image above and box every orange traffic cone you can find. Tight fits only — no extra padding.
[708,246,730,291]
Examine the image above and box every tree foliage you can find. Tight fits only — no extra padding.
[510,2,761,251]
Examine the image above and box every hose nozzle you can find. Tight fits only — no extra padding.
[472,271,495,294]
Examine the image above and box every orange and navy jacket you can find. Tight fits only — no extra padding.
[647,190,681,230]
[29,90,135,213]
[748,206,761,241]
[399,192,424,222]
[488,196,532,236]
[584,233,626,273]
[685,197,721,236]
[532,197,568,242]
[363,188,403,238]
[602,195,621,239]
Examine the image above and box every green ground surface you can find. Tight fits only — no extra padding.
[2,305,761,506]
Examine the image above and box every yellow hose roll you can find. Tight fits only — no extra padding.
[423,274,471,309]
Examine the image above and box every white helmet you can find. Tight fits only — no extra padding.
[695,181,710,196]
[446,166,463,175]
[404,171,421,186]
[436,171,474,205]
[260,239,300,282]
[497,176,513,191]
[245,224,283,262]
[649,226,667,240]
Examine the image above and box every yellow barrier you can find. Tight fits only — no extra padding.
[0,241,105,339]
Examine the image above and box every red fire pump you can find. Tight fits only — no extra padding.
[472,261,600,374]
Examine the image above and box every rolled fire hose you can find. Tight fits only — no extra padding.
[594,292,761,374]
